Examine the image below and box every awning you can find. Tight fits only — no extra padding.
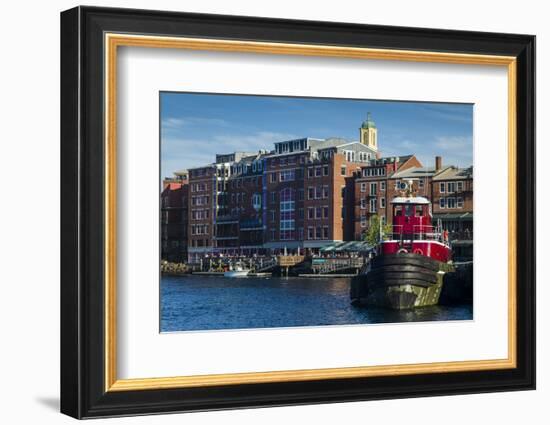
[434,212,473,220]
[320,241,373,253]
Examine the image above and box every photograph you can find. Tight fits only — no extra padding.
[160,93,474,332]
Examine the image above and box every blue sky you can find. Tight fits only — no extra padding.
[161,92,473,179]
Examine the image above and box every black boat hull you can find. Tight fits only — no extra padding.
[351,253,454,310]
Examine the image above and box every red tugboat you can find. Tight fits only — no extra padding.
[351,180,455,310]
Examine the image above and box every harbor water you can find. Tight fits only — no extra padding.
[161,275,473,332]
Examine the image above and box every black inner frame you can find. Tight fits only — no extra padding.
[60,6,535,419]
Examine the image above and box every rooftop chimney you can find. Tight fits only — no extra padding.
[435,156,442,171]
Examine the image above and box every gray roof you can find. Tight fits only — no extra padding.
[432,166,473,181]
[391,166,439,179]
[313,139,378,157]
[309,137,354,150]
[215,151,258,164]
[235,151,270,164]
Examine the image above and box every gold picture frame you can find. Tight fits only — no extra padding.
[105,34,517,392]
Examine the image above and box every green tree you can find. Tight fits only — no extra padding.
[364,215,393,246]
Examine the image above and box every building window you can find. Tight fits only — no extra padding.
[457,197,464,208]
[323,165,329,176]
[440,182,446,193]
[370,182,377,196]
[323,206,329,219]
[316,226,322,239]
[280,169,295,182]
[380,181,386,191]
[360,182,366,192]
[370,198,377,213]
[252,193,262,210]
[440,198,446,209]
[380,197,386,208]
[314,186,321,199]
[307,227,314,240]
[322,186,329,198]
[280,187,295,240]
[419,179,424,189]
[308,207,314,219]
[323,226,329,239]
[315,206,322,219]
[360,197,367,209]
[315,167,322,177]
[270,210,276,221]
[457,181,464,192]
[341,166,346,176]
[360,213,367,228]
[308,187,315,200]
[308,167,314,178]
[270,172,277,183]
[447,197,456,209]
[447,182,456,193]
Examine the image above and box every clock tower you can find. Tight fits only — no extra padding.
[360,112,378,151]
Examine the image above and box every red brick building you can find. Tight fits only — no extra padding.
[187,165,216,262]
[431,165,473,232]
[161,115,474,262]
[352,155,422,239]
[160,172,189,262]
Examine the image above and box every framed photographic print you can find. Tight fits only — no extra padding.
[60,6,536,419]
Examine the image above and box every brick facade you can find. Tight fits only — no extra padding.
[353,155,422,240]
[160,178,189,262]
[161,119,474,262]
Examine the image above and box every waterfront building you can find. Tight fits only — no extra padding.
[160,170,189,262]
[264,136,378,254]
[387,156,473,236]
[222,151,269,254]
[432,165,474,233]
[161,114,474,263]
[352,155,422,240]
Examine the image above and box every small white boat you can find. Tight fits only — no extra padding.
[223,263,250,278]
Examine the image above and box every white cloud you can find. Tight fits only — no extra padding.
[433,136,472,152]
[161,130,298,178]
[161,116,229,131]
